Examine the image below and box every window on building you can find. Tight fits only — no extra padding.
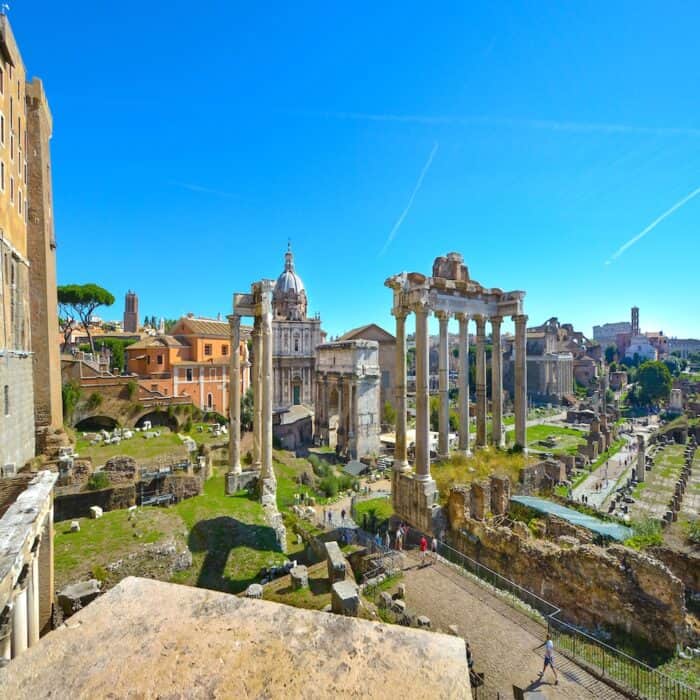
[151,384,159,392]
[186,368,193,381]
[0,113,5,145]
[204,343,212,356]
[381,370,390,389]
[221,344,228,356]
[3,385,9,416]
[17,189,21,214]
[23,199,26,224]
[207,393,213,409]
[9,97,12,123]
[294,337,299,352]
[147,355,151,365]
[10,131,13,161]
[0,160,5,192]
[9,176,13,203]
[0,67,4,95]
[157,354,163,365]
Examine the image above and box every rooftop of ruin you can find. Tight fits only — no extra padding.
[0,576,471,698]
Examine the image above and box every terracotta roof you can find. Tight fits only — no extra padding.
[126,335,185,351]
[176,317,253,339]
[339,323,396,343]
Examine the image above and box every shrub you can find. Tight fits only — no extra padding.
[318,474,339,498]
[125,380,139,401]
[183,418,193,433]
[86,392,103,410]
[688,520,700,545]
[625,518,663,550]
[86,471,110,490]
[62,380,82,420]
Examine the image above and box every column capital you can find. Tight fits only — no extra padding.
[227,314,241,331]
[454,312,470,323]
[513,314,528,327]
[391,306,409,320]
[490,315,503,327]
[474,315,487,334]
[434,310,450,322]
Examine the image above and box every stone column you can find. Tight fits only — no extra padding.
[456,313,471,455]
[228,315,242,475]
[322,376,330,444]
[349,379,358,459]
[414,303,431,480]
[393,309,410,472]
[27,547,40,647]
[490,316,504,448]
[514,314,528,450]
[11,573,28,657]
[0,613,10,663]
[475,316,487,448]
[436,311,450,458]
[252,317,263,470]
[636,435,646,483]
[337,378,345,452]
[261,294,274,483]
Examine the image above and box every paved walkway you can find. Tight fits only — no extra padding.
[572,433,635,509]
[401,551,625,699]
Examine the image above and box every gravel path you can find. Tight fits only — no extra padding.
[401,552,625,699]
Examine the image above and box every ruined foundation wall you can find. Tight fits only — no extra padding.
[448,515,687,651]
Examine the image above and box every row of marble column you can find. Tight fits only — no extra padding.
[228,306,274,483]
[393,308,528,479]
[0,536,41,663]
[315,375,357,451]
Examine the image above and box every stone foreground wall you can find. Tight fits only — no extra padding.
[447,501,687,651]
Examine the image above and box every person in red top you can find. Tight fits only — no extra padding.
[419,535,428,566]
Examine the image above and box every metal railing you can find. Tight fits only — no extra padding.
[437,540,699,700]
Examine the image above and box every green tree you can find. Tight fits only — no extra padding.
[604,345,616,364]
[57,283,115,354]
[95,337,136,373]
[663,357,681,377]
[382,400,397,427]
[62,380,82,420]
[636,361,672,406]
[241,387,254,431]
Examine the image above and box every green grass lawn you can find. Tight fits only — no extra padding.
[76,428,187,466]
[55,470,290,595]
[354,497,393,532]
[504,424,586,455]
[54,507,180,589]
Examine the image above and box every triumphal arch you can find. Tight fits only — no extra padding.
[385,252,527,534]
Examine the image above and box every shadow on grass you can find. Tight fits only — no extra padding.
[188,515,282,594]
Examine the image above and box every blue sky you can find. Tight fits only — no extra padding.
[14,2,700,339]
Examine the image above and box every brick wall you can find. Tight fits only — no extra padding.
[0,355,36,469]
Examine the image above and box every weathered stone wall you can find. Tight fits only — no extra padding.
[0,356,36,470]
[448,514,687,651]
[27,79,63,437]
[54,484,136,522]
[0,474,33,518]
[649,546,700,596]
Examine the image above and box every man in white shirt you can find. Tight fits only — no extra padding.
[538,636,558,685]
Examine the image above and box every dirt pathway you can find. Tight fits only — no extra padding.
[400,552,625,699]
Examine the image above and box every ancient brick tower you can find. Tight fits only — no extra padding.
[123,290,139,333]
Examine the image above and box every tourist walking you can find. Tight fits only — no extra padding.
[419,535,428,565]
[384,530,390,550]
[395,528,403,551]
[431,535,438,564]
[341,508,346,523]
[537,636,558,685]
[327,510,332,526]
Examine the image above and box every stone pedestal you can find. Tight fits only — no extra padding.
[290,565,309,590]
[331,581,360,617]
[391,470,443,536]
[324,541,347,584]
[245,583,263,599]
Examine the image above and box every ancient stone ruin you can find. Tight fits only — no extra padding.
[386,252,527,534]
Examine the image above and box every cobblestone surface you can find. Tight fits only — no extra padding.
[401,552,625,699]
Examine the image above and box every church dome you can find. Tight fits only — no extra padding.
[274,245,305,296]
[273,244,308,320]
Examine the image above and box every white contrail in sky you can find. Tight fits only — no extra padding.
[605,186,700,265]
[379,142,439,257]
[320,111,700,136]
